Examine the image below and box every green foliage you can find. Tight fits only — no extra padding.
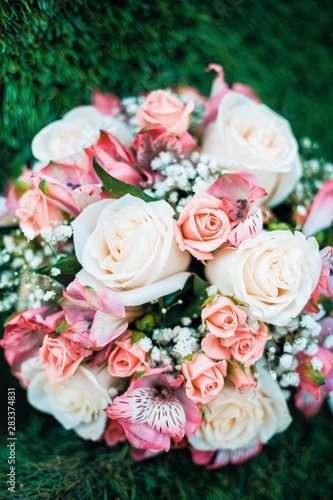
[32,255,82,286]
[0,404,332,500]
[93,158,156,202]
[1,1,333,190]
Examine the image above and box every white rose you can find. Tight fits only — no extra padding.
[31,105,133,166]
[205,230,321,327]
[24,358,115,440]
[72,194,191,306]
[189,368,291,451]
[202,92,302,207]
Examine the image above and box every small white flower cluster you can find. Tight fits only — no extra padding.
[40,223,73,244]
[150,325,201,365]
[311,357,324,372]
[280,371,300,388]
[138,337,153,352]
[299,315,322,338]
[172,327,200,359]
[289,138,333,206]
[146,150,220,210]
[121,96,145,130]
[267,310,328,389]
[0,228,71,313]
[323,335,333,350]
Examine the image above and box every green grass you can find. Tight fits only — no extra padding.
[1,1,333,498]
[1,0,333,187]
[0,392,332,500]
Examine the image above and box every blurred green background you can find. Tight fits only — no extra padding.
[1,1,333,498]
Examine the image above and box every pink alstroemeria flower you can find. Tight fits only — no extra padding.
[206,171,267,248]
[304,247,333,313]
[203,64,261,129]
[191,441,263,469]
[86,130,143,186]
[133,127,198,183]
[60,278,128,348]
[105,367,202,453]
[296,347,333,400]
[32,161,103,218]
[302,179,333,237]
[91,88,122,117]
[0,166,33,226]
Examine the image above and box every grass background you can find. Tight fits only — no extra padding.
[1,1,333,498]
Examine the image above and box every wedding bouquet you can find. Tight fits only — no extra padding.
[1,64,333,469]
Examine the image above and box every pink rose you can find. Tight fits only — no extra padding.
[0,307,61,370]
[182,352,227,404]
[202,296,247,338]
[201,333,231,360]
[16,188,64,236]
[108,331,149,377]
[228,365,257,392]
[40,334,91,383]
[225,323,268,365]
[136,90,194,135]
[202,322,268,365]
[174,193,231,260]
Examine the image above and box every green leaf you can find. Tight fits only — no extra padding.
[182,352,196,363]
[227,362,240,390]
[31,255,82,287]
[224,295,249,308]
[232,359,247,377]
[163,274,209,327]
[202,294,218,308]
[56,319,70,334]
[13,178,30,198]
[93,157,157,202]
[303,363,325,386]
[130,330,148,346]
[135,314,156,333]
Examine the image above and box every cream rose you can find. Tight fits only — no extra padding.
[205,230,321,327]
[72,194,191,306]
[24,358,116,440]
[202,92,302,207]
[188,368,291,451]
[32,106,132,166]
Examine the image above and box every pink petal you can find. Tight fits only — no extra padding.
[302,179,333,237]
[295,389,324,418]
[37,177,81,217]
[131,448,163,461]
[191,449,216,466]
[176,386,203,437]
[229,441,263,465]
[90,310,128,347]
[91,88,122,116]
[228,208,263,247]
[201,333,231,360]
[207,171,266,211]
[207,449,231,469]
[106,387,153,421]
[120,420,171,452]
